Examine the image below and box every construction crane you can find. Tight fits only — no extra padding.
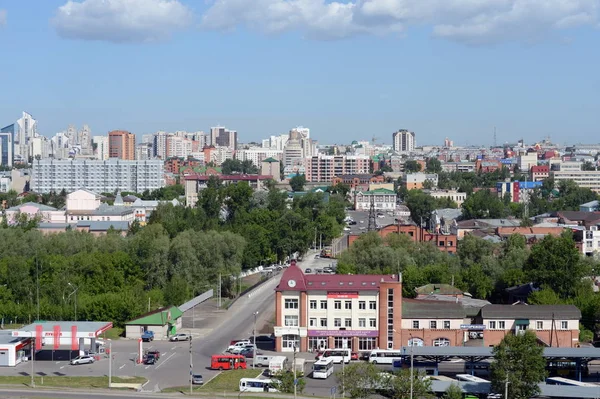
[371,136,380,145]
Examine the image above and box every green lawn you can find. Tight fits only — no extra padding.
[0,375,145,388]
[101,327,124,340]
[163,369,263,393]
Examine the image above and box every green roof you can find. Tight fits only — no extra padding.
[403,299,465,319]
[311,186,329,193]
[362,188,396,195]
[263,157,279,163]
[126,306,183,326]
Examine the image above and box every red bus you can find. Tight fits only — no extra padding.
[211,354,247,370]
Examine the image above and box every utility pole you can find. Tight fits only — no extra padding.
[148,297,151,312]
[31,332,35,388]
[504,375,510,399]
[410,334,414,399]
[36,258,40,321]
[342,354,345,398]
[293,345,297,399]
[217,273,222,308]
[108,341,112,388]
[252,311,258,369]
[189,336,193,395]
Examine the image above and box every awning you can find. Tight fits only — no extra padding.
[515,319,530,325]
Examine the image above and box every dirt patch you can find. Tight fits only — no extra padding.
[259,314,276,334]
[241,273,263,287]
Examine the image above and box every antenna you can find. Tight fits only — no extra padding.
[493,126,497,148]
[367,195,377,232]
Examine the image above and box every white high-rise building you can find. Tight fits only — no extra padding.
[92,136,109,160]
[392,129,416,153]
[15,111,38,161]
[236,148,283,167]
[153,131,169,159]
[78,125,92,155]
[30,136,50,159]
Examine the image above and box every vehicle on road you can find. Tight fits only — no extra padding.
[70,355,95,365]
[192,374,204,385]
[317,348,351,364]
[144,354,157,365]
[239,378,278,393]
[312,358,334,379]
[314,254,320,259]
[351,352,359,361]
[254,355,272,367]
[240,347,260,358]
[141,330,154,342]
[231,344,256,354]
[169,333,190,342]
[305,268,312,273]
[267,356,288,376]
[211,354,247,370]
[144,350,161,360]
[294,358,306,376]
[249,335,274,344]
[227,340,251,352]
[368,349,403,365]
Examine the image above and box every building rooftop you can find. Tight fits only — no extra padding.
[359,188,396,195]
[263,157,279,163]
[184,174,273,181]
[18,321,112,335]
[125,306,183,326]
[7,202,59,212]
[480,304,581,320]
[77,221,130,231]
[415,284,463,296]
[402,299,465,319]
[91,204,134,216]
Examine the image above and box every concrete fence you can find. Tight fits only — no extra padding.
[178,289,214,312]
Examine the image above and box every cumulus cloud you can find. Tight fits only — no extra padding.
[52,0,192,43]
[0,9,6,27]
[200,0,600,44]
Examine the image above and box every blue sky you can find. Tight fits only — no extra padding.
[0,0,599,146]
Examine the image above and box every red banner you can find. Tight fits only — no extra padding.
[71,326,78,350]
[327,291,359,299]
[35,325,43,350]
[53,325,61,349]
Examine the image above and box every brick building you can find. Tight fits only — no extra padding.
[108,130,135,160]
[332,174,384,192]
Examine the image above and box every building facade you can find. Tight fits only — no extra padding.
[552,170,600,193]
[392,129,415,153]
[424,190,467,207]
[404,173,439,190]
[305,155,370,183]
[354,189,397,211]
[92,136,109,160]
[108,130,136,160]
[31,159,164,194]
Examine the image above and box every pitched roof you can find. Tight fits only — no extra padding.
[415,284,463,296]
[480,304,581,320]
[125,306,183,325]
[496,227,565,237]
[7,202,58,211]
[263,157,279,163]
[402,299,465,319]
[360,188,396,195]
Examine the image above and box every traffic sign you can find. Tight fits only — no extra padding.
[294,379,298,386]
[331,386,337,394]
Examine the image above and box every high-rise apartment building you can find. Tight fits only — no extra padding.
[31,159,164,193]
[305,154,370,183]
[236,148,283,167]
[92,136,109,160]
[210,126,237,150]
[15,112,38,161]
[0,124,15,167]
[108,130,136,160]
[392,129,415,153]
[166,135,193,158]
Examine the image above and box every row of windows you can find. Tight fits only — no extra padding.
[304,317,378,328]
[488,320,569,330]
[308,300,377,310]
[412,320,452,329]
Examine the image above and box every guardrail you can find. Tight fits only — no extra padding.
[178,289,214,312]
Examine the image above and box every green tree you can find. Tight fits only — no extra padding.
[462,189,508,219]
[271,370,305,393]
[490,331,546,399]
[329,183,351,198]
[289,174,307,192]
[426,157,442,173]
[385,369,433,399]
[404,160,422,173]
[443,383,464,399]
[335,362,381,398]
[582,161,596,171]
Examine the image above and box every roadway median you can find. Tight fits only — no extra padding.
[0,375,146,389]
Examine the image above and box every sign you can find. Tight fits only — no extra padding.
[308,330,378,337]
[274,327,307,337]
[327,292,359,299]
[53,325,61,349]
[331,387,337,394]
[460,324,486,330]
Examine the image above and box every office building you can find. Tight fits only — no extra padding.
[305,155,370,183]
[237,148,283,167]
[31,159,164,194]
[108,130,136,160]
[15,112,38,161]
[392,129,415,153]
[92,136,109,160]
[210,126,237,150]
[404,173,438,190]
[552,170,600,193]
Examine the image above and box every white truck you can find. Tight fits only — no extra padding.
[268,356,288,376]
[294,358,306,377]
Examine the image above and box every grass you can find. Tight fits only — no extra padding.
[102,327,124,340]
[163,369,262,393]
[0,375,145,388]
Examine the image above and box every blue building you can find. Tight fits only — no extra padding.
[0,124,15,167]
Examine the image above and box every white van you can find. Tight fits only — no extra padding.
[254,355,272,367]
[294,358,306,376]
[239,378,278,393]
[368,349,404,365]
[268,356,288,376]
[312,358,334,379]
[318,348,351,364]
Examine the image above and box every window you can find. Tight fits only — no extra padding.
[334,301,342,310]
[320,300,327,310]
[309,318,316,327]
[369,318,377,328]
[285,299,299,309]
[412,321,419,329]
[284,315,298,327]
[433,337,450,347]
[430,321,437,329]
[309,300,317,310]
[282,334,300,350]
[334,318,342,327]
[536,321,543,330]
[345,318,352,328]
[359,318,366,327]
[320,318,327,327]
[489,321,496,329]
[359,301,366,310]
[369,301,376,310]
[345,301,352,310]
[561,321,568,330]
[498,321,506,329]
[359,337,377,351]
[443,321,450,329]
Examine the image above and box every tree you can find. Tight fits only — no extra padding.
[335,362,381,398]
[328,183,351,198]
[289,174,306,192]
[385,369,433,399]
[583,161,596,171]
[422,179,435,190]
[462,189,508,219]
[404,160,422,173]
[443,383,464,399]
[490,331,547,399]
[271,370,305,393]
[426,157,442,173]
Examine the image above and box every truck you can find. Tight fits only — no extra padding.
[294,358,306,377]
[268,356,288,377]
[141,330,155,342]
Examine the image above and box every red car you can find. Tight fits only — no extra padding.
[351,352,359,361]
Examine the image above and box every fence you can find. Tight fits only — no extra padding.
[178,289,214,312]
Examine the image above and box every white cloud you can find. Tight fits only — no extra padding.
[52,0,192,43]
[0,9,6,27]
[200,0,600,44]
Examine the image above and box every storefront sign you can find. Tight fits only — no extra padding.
[308,330,379,337]
[327,292,359,299]
[460,324,486,330]
[274,327,307,337]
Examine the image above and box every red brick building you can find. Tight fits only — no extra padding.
[332,174,385,192]
[348,224,458,254]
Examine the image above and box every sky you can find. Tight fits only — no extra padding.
[0,0,599,146]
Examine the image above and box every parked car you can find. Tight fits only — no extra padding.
[144,350,161,360]
[231,344,256,354]
[170,333,191,342]
[351,352,359,361]
[314,255,320,259]
[227,340,251,352]
[192,374,204,385]
[305,268,312,273]
[141,330,154,342]
[250,335,275,344]
[144,354,157,365]
[240,347,260,358]
[71,355,95,365]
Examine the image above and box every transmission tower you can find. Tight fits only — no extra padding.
[367,195,377,232]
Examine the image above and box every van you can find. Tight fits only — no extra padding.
[318,348,351,364]
[294,358,306,376]
[268,356,288,376]
[254,355,272,367]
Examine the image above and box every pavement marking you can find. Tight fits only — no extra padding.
[59,366,65,369]
[145,365,150,370]
[155,352,176,370]
[119,364,125,370]
[171,346,176,350]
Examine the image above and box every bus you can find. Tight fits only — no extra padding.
[545,377,597,387]
[320,248,332,258]
[239,378,279,393]
[369,349,404,365]
[455,374,490,383]
[312,358,334,379]
[319,348,351,364]
[210,354,247,370]
[393,359,438,375]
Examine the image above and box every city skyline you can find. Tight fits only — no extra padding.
[0,1,599,144]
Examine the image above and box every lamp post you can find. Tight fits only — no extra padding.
[252,311,258,369]
[30,332,35,388]
[293,344,297,399]
[108,341,112,388]
[67,283,79,321]
[189,336,193,395]
[409,333,414,399]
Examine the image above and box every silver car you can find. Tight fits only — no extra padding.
[71,355,95,365]
[169,333,190,342]
[192,374,204,385]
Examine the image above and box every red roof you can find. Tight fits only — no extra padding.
[276,262,400,292]
[531,165,549,173]
[184,173,273,181]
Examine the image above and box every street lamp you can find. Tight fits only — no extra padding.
[409,333,414,399]
[67,283,79,321]
[252,311,258,369]
[293,344,298,399]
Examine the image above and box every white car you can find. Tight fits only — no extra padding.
[227,341,251,352]
[231,344,256,354]
[169,333,190,342]
[71,355,95,365]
